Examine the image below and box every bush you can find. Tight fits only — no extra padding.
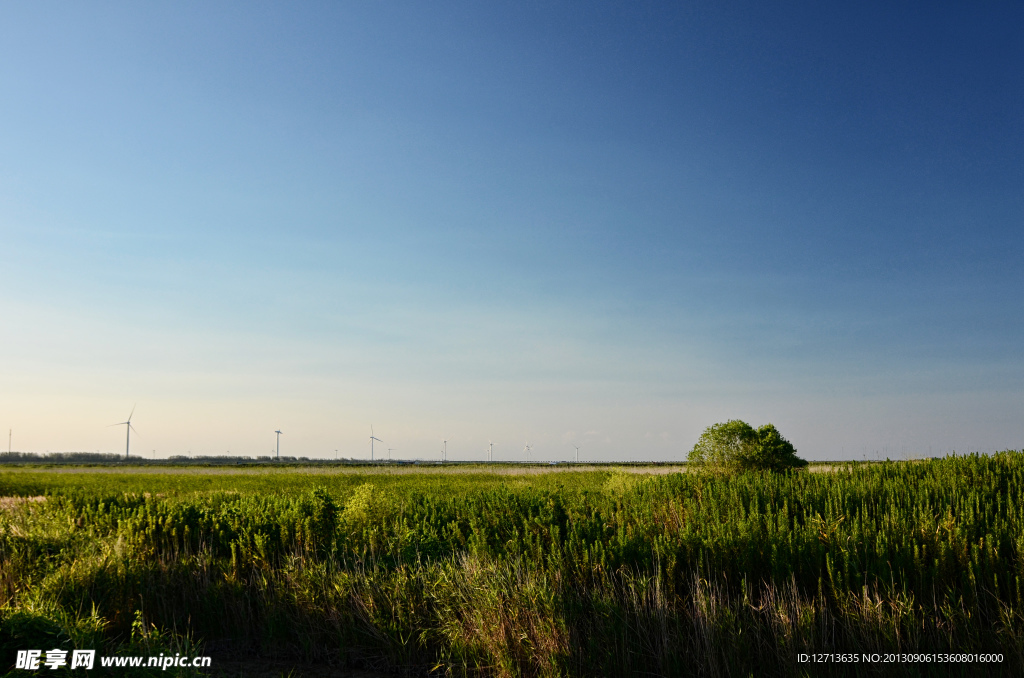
[688,420,807,472]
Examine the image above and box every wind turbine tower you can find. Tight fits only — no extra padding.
[275,430,283,459]
[370,426,382,462]
[574,445,580,463]
[111,406,137,459]
[442,438,449,463]
[488,441,494,462]
[523,442,532,463]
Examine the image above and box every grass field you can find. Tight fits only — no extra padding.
[2,455,1023,676]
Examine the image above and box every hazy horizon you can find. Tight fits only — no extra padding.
[2,3,1021,462]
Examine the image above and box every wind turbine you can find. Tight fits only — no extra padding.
[441,438,450,463]
[110,406,137,459]
[370,426,382,461]
[275,430,283,459]
[387,447,395,461]
[523,442,532,463]
[487,440,494,462]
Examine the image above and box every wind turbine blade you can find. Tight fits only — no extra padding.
[128,404,136,422]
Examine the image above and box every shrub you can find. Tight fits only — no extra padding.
[688,420,807,472]
[751,423,807,471]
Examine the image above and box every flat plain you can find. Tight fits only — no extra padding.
[2,455,1023,676]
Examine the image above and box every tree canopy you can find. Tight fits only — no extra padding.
[688,420,807,472]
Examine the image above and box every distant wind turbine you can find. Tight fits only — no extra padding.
[388,447,395,461]
[370,426,382,461]
[487,440,494,462]
[109,405,138,459]
[441,437,452,463]
[523,442,532,463]
[275,429,283,459]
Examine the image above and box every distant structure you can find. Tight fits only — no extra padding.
[574,444,580,463]
[111,406,137,459]
[275,430,283,459]
[523,442,532,463]
[487,440,494,462]
[370,426,382,461]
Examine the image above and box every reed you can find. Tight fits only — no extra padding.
[1,454,1022,675]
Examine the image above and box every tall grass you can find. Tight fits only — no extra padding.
[2,454,1023,675]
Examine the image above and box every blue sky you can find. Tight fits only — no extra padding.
[2,2,1021,461]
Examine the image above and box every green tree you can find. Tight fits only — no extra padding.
[688,420,807,471]
[688,420,759,469]
[749,423,807,471]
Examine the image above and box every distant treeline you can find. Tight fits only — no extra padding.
[0,452,321,465]
[0,452,684,466]
[0,451,126,463]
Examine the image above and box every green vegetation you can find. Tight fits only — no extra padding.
[1,455,1023,676]
[688,420,808,472]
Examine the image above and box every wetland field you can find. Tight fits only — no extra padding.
[2,455,1023,676]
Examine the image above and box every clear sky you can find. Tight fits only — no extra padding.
[2,2,1021,462]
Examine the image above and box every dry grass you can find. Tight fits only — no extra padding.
[0,495,46,510]
[0,464,689,476]
[0,462,865,479]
